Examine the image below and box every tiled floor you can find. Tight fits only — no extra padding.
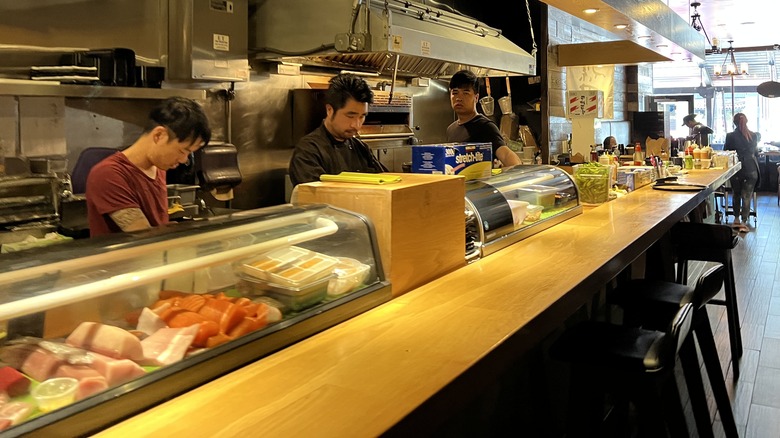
[693,193,780,437]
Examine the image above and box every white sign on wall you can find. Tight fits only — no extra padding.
[566,65,614,120]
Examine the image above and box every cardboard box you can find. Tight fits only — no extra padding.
[412,143,492,181]
[567,90,604,118]
[295,173,466,296]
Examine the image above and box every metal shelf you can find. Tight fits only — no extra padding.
[0,80,206,100]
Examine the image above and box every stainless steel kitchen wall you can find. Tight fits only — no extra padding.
[228,69,451,210]
[0,0,166,71]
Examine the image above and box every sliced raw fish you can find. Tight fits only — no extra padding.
[86,352,145,386]
[136,307,168,336]
[140,325,199,366]
[0,401,34,425]
[0,343,38,369]
[0,367,30,397]
[38,340,93,365]
[75,376,109,400]
[55,363,103,381]
[20,347,64,382]
[66,322,144,361]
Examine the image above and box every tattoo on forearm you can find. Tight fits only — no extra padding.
[110,208,151,231]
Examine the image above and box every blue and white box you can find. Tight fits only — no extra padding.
[411,142,492,181]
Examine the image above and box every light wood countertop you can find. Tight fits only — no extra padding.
[97,167,739,438]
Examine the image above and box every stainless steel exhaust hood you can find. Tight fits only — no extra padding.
[250,0,536,78]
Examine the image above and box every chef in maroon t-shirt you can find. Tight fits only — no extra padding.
[86,97,211,237]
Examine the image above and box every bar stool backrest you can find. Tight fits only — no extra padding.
[692,264,726,309]
[647,303,694,371]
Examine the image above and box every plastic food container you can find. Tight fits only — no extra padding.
[264,288,327,311]
[240,246,311,281]
[267,252,338,288]
[573,165,610,204]
[506,199,529,225]
[513,185,557,207]
[32,377,78,413]
[328,257,371,296]
[238,274,331,311]
[524,204,544,222]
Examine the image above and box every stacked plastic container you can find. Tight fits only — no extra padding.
[237,246,371,311]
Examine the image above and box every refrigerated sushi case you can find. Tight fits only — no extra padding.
[0,204,391,437]
[465,165,581,259]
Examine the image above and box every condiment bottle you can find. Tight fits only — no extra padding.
[693,145,703,160]
[633,144,644,166]
[684,154,694,170]
[590,145,598,162]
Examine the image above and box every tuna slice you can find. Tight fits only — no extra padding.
[21,347,64,382]
[86,352,146,386]
[66,322,144,361]
[140,325,199,366]
[0,366,30,397]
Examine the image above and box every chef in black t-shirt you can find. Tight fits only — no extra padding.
[446,70,521,167]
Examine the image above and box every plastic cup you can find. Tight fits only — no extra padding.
[32,377,78,413]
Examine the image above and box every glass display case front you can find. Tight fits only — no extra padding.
[465,165,581,259]
[0,204,390,436]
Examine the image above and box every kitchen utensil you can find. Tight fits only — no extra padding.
[498,76,513,115]
[479,77,494,116]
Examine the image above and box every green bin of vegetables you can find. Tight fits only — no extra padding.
[573,163,610,204]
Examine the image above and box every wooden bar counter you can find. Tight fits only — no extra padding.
[98,167,740,437]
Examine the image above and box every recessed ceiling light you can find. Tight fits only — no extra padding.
[637,35,652,39]
[656,44,668,48]
[741,21,755,25]
[614,24,628,29]
[583,8,599,14]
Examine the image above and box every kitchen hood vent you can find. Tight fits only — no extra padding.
[250,0,536,78]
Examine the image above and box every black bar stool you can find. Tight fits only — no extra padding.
[672,221,742,379]
[613,264,738,438]
[550,303,694,437]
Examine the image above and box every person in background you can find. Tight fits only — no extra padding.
[682,113,714,147]
[724,112,761,233]
[288,73,386,187]
[602,136,617,152]
[86,97,211,237]
[446,70,521,167]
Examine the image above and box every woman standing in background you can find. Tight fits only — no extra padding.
[724,113,760,233]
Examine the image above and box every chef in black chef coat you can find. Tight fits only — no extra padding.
[288,73,386,187]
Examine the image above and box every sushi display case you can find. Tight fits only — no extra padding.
[465,165,582,260]
[0,204,391,436]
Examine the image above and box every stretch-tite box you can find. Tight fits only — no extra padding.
[411,142,492,181]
